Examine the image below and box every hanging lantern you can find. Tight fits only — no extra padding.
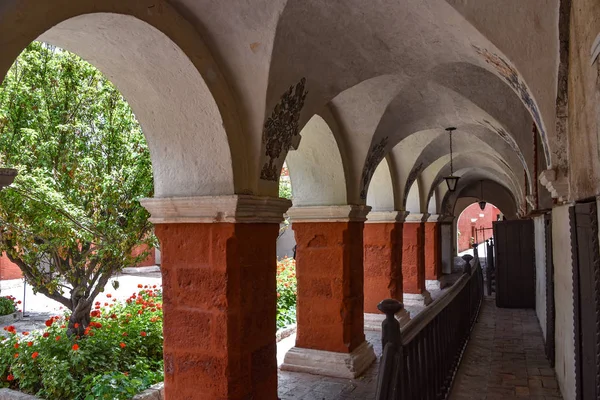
[443,127,459,192]
[478,180,486,210]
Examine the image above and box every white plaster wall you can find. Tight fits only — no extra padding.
[534,215,547,340]
[366,160,394,211]
[406,181,420,212]
[286,115,347,206]
[552,205,575,400]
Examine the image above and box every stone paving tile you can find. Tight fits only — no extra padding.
[278,331,382,400]
[449,298,563,400]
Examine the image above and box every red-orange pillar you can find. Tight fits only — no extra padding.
[142,195,290,400]
[363,211,411,328]
[402,214,432,305]
[282,205,376,378]
[424,218,442,281]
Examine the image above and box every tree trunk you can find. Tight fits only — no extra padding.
[66,300,92,337]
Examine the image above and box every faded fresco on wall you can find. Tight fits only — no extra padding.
[473,45,550,166]
[260,78,308,181]
[359,136,389,199]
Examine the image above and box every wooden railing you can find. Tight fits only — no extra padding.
[375,259,484,400]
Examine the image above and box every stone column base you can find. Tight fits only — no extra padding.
[426,279,441,291]
[364,309,411,331]
[280,341,376,379]
[403,291,433,306]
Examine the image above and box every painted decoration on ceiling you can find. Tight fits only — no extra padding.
[359,136,389,199]
[472,45,550,165]
[260,78,308,181]
[480,119,529,176]
[403,161,424,207]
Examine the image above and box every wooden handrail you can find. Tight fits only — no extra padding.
[375,257,484,400]
[401,273,470,344]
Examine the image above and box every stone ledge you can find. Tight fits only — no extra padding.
[0,389,38,400]
[0,382,164,400]
[280,341,376,378]
[132,382,164,400]
[276,324,297,342]
[0,312,22,325]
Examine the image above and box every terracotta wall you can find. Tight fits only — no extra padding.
[456,203,500,252]
[0,253,22,280]
[0,245,156,281]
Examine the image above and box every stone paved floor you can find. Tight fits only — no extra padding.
[450,298,562,400]
[278,330,381,400]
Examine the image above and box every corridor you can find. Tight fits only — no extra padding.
[450,298,561,400]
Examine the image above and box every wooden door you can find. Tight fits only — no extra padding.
[544,214,555,367]
[493,219,535,308]
[570,202,600,400]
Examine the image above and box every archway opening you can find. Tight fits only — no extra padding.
[456,202,502,256]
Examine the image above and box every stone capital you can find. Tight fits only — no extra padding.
[426,214,440,222]
[365,210,408,223]
[287,205,371,222]
[140,195,292,224]
[404,212,430,223]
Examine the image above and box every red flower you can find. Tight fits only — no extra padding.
[13,353,18,358]
[74,323,80,329]
[13,343,19,349]
[60,325,66,329]
[4,325,16,334]
[42,332,49,338]
[106,294,112,298]
[119,342,126,348]
[17,300,21,304]
[72,344,79,351]
[22,331,29,336]
[122,332,128,337]
[137,284,143,288]
[7,374,14,381]
[140,331,147,337]
[32,352,39,359]
[27,342,33,347]
[55,336,61,341]
[45,319,53,327]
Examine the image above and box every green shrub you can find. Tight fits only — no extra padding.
[276,257,297,329]
[0,286,163,399]
[0,296,17,317]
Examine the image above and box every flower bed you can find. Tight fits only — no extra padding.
[0,296,18,317]
[277,257,297,329]
[0,260,296,399]
[0,287,163,400]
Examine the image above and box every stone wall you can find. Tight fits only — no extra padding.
[568,0,600,200]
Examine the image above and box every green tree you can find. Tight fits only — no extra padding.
[0,42,155,335]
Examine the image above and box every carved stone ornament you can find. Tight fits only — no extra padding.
[359,137,389,199]
[539,169,568,203]
[260,78,308,181]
